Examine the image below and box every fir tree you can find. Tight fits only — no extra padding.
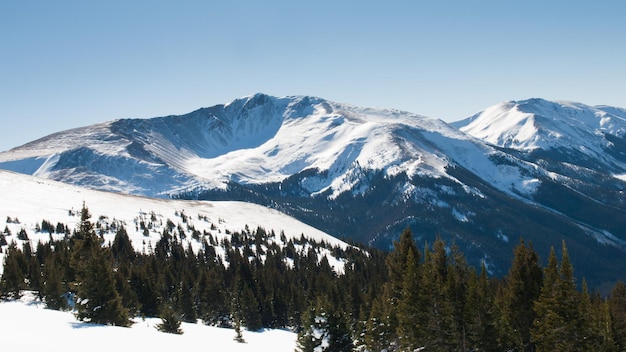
[71,204,130,326]
[418,239,456,350]
[378,227,419,347]
[0,243,26,299]
[609,281,626,350]
[156,305,183,334]
[502,239,542,351]
[532,242,581,352]
[396,248,421,350]
[466,263,499,351]
[364,297,391,352]
[42,255,68,310]
[297,300,327,352]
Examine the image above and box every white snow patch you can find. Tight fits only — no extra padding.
[451,208,469,222]
[614,173,626,182]
[0,293,296,351]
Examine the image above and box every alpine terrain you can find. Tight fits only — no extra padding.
[1,94,626,288]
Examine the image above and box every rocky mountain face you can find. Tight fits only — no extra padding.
[1,94,626,289]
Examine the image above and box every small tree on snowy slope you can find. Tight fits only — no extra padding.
[297,298,353,352]
[156,305,183,335]
[297,300,331,352]
[0,242,26,299]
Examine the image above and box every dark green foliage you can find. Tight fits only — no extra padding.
[610,281,626,350]
[17,228,28,241]
[5,206,626,350]
[156,305,183,334]
[532,242,583,351]
[296,297,353,352]
[42,255,68,310]
[0,243,26,299]
[396,248,421,350]
[71,204,130,327]
[500,239,543,351]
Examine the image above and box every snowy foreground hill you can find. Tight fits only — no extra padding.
[0,293,296,351]
[0,170,349,276]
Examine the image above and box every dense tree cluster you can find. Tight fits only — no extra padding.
[0,204,383,336]
[2,205,626,351]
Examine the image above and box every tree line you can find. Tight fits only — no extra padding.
[1,205,626,351]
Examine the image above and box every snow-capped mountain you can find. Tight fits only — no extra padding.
[1,94,626,288]
[0,94,536,199]
[453,98,626,173]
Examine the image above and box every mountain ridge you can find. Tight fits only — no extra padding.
[2,94,626,288]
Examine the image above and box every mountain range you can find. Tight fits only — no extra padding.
[1,93,626,289]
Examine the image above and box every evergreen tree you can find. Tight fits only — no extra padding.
[501,239,543,351]
[178,276,197,323]
[609,281,626,350]
[71,204,130,326]
[532,242,581,351]
[396,248,421,351]
[447,243,472,350]
[111,225,134,265]
[42,255,68,310]
[466,263,499,351]
[364,297,391,352]
[378,227,419,347]
[297,298,351,352]
[0,243,26,299]
[156,305,183,334]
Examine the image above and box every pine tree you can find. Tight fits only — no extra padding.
[178,276,197,323]
[111,225,134,265]
[467,263,499,351]
[71,204,130,326]
[378,227,419,347]
[532,242,581,351]
[396,248,421,350]
[156,305,183,334]
[447,243,471,350]
[42,255,68,310]
[0,243,26,299]
[418,239,456,350]
[609,281,626,350]
[502,239,543,351]
[532,246,560,351]
[364,297,391,352]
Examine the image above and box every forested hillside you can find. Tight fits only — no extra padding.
[1,204,626,351]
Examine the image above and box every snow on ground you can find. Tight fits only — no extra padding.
[0,293,296,351]
[0,170,350,275]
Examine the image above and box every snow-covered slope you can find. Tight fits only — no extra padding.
[0,93,537,199]
[3,95,626,288]
[0,293,296,351]
[0,170,349,274]
[452,98,626,173]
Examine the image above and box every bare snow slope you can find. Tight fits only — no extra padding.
[0,294,296,351]
[0,170,349,273]
[0,94,539,199]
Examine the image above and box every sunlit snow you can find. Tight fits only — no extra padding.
[0,293,296,351]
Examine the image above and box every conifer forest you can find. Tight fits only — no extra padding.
[2,204,626,351]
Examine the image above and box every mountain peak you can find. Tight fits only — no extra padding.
[454,98,626,152]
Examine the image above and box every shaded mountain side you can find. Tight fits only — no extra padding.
[181,164,626,289]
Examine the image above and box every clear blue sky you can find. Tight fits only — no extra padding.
[1,0,625,151]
